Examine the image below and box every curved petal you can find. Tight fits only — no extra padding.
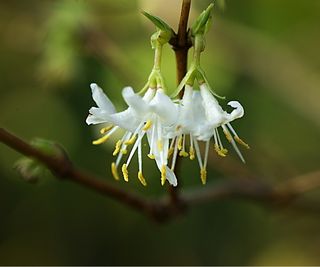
[90,83,116,114]
[122,87,150,115]
[227,101,244,121]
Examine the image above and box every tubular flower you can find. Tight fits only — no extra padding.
[86,83,178,186]
[198,83,250,164]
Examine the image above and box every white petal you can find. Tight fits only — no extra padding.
[122,87,150,114]
[149,90,178,126]
[108,108,140,132]
[90,83,116,114]
[200,83,225,125]
[86,114,108,125]
[227,101,244,120]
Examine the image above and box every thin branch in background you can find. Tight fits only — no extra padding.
[2,128,320,223]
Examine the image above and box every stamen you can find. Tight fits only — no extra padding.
[223,128,233,143]
[168,148,174,158]
[126,133,145,167]
[92,134,110,145]
[148,124,156,157]
[100,125,113,134]
[193,137,203,170]
[227,122,250,149]
[121,149,128,155]
[189,146,195,160]
[161,165,166,186]
[124,134,136,145]
[200,168,207,185]
[115,132,131,167]
[121,164,129,182]
[177,135,183,151]
[112,140,122,156]
[92,126,118,145]
[137,140,147,186]
[168,137,176,159]
[179,135,188,157]
[138,171,147,186]
[143,120,152,131]
[111,162,120,181]
[189,134,195,160]
[214,144,227,157]
[215,128,227,157]
[203,140,210,170]
[170,138,179,171]
[179,151,189,157]
[234,136,250,149]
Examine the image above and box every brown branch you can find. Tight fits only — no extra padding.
[167,0,193,207]
[170,0,192,85]
[0,128,158,220]
[2,127,320,222]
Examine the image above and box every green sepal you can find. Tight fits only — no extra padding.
[197,67,226,99]
[170,66,197,98]
[142,11,174,34]
[191,3,214,36]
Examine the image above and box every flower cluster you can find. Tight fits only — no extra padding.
[86,80,249,186]
[85,5,249,187]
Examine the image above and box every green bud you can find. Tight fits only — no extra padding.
[14,158,43,183]
[142,11,174,34]
[30,138,68,160]
[142,11,174,46]
[191,3,214,36]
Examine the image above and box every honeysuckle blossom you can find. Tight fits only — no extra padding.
[86,83,179,186]
[199,83,249,164]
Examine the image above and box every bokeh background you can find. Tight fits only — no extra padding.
[1,0,320,265]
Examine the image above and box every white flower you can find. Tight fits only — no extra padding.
[199,83,249,163]
[86,83,179,186]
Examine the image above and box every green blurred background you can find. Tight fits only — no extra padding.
[1,0,320,265]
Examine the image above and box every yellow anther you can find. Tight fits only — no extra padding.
[121,149,128,155]
[221,148,228,155]
[111,162,120,181]
[223,130,233,143]
[142,120,152,131]
[148,154,155,159]
[214,144,227,157]
[92,134,110,145]
[234,136,250,149]
[189,146,195,160]
[168,147,174,158]
[138,171,147,186]
[177,136,183,150]
[100,125,113,134]
[200,168,207,185]
[157,140,163,152]
[121,164,129,182]
[124,134,136,145]
[179,150,189,157]
[112,140,122,156]
[161,165,166,186]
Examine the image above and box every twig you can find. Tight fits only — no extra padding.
[167,0,193,207]
[170,0,192,85]
[2,127,320,222]
[0,128,154,218]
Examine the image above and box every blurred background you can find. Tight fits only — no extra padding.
[1,0,320,265]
